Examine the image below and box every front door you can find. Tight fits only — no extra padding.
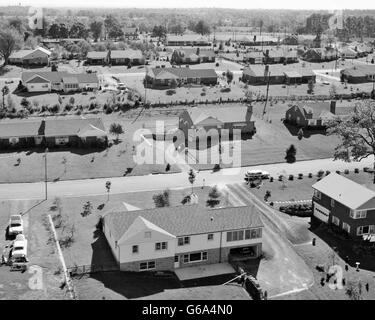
[174,255,180,268]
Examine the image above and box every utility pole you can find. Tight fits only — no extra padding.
[262,71,271,118]
[44,148,49,199]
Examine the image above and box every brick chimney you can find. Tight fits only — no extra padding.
[330,100,336,114]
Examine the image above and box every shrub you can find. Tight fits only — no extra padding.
[216,62,219,67]
[344,169,349,174]
[298,173,303,179]
[317,170,324,177]
[354,168,359,173]
[308,173,313,178]
[166,89,176,96]
[269,177,274,182]
[364,167,369,172]
[220,87,231,93]
[278,175,284,181]
[336,170,341,174]
[288,174,294,181]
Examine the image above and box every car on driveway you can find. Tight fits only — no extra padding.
[8,215,23,236]
[11,234,28,262]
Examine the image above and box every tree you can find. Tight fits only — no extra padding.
[77,40,92,58]
[297,128,304,140]
[0,28,22,65]
[153,189,170,207]
[226,70,234,84]
[152,25,167,41]
[105,181,111,201]
[69,22,89,39]
[81,201,93,217]
[48,23,60,38]
[285,144,297,163]
[308,79,315,94]
[206,185,221,208]
[1,86,9,109]
[90,20,103,42]
[195,20,210,35]
[109,123,124,142]
[104,15,123,39]
[188,169,196,194]
[169,23,184,35]
[329,84,337,99]
[20,97,30,108]
[245,90,253,102]
[327,101,375,183]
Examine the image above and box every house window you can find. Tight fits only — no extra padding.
[350,210,367,219]
[183,252,208,263]
[132,245,138,254]
[155,242,168,251]
[177,237,190,246]
[227,230,245,242]
[207,234,214,241]
[144,231,151,238]
[174,255,179,263]
[342,222,351,233]
[357,225,373,235]
[139,261,155,271]
[332,216,340,226]
[314,190,321,199]
[331,199,335,208]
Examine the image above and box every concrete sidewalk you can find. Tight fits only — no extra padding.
[174,263,236,281]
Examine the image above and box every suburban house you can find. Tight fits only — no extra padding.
[302,48,338,62]
[179,105,256,143]
[0,117,107,149]
[103,204,263,272]
[282,34,299,45]
[284,101,354,128]
[339,47,358,59]
[244,51,264,64]
[340,65,375,83]
[242,65,316,85]
[264,49,298,64]
[171,48,216,65]
[21,71,99,93]
[86,51,108,65]
[145,66,218,88]
[9,47,51,66]
[312,173,375,240]
[166,34,211,46]
[86,50,144,66]
[123,27,139,40]
[236,35,278,46]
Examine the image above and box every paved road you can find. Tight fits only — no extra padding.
[0,156,373,200]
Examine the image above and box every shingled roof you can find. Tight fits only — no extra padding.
[186,106,251,125]
[149,67,217,79]
[21,71,99,84]
[104,204,263,241]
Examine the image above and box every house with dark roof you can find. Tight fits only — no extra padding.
[244,51,264,64]
[312,173,375,240]
[103,204,263,272]
[285,100,355,128]
[145,66,218,88]
[9,47,51,66]
[242,65,315,85]
[179,105,256,144]
[264,49,298,64]
[340,65,375,83]
[86,49,144,66]
[0,117,107,149]
[21,71,99,93]
[171,48,216,65]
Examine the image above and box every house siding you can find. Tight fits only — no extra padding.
[312,191,375,238]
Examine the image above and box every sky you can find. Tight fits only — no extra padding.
[6,0,375,10]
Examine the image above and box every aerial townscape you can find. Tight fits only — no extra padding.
[2,1,375,305]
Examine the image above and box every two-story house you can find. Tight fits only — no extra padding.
[103,204,263,272]
[312,173,375,239]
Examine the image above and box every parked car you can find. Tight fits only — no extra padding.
[10,234,28,262]
[8,215,23,236]
[322,81,330,85]
[245,170,270,180]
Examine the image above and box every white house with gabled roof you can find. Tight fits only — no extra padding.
[103,204,263,272]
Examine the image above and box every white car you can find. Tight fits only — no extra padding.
[11,234,28,262]
[322,81,330,85]
[245,170,270,180]
[8,215,23,236]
